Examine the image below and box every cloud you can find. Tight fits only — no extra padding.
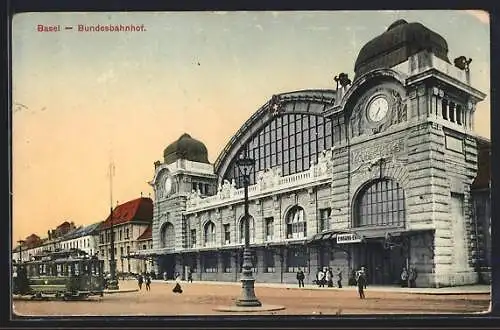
[465,10,489,24]
[96,69,116,84]
[255,24,263,31]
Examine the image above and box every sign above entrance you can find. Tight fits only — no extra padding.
[336,233,362,244]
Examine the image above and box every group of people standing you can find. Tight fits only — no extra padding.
[314,267,343,288]
[295,267,343,289]
[400,266,418,288]
[137,273,152,291]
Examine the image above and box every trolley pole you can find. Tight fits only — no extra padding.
[107,161,119,290]
[17,239,24,263]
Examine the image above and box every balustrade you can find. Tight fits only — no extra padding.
[186,148,335,212]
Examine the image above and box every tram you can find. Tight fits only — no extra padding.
[13,248,105,300]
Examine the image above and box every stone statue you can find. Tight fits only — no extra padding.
[222,179,231,198]
[218,182,223,199]
[230,179,237,197]
[309,160,316,176]
[317,150,328,175]
[272,167,281,186]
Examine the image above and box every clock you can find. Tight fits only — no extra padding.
[164,176,173,195]
[367,96,389,122]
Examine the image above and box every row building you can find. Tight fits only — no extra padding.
[135,19,491,288]
[13,199,155,277]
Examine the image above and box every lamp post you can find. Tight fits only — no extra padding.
[107,162,119,290]
[235,148,261,307]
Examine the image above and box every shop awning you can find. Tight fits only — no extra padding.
[306,230,350,244]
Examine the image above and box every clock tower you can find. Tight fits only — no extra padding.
[149,133,217,278]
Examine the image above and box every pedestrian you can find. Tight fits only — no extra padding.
[172,272,183,294]
[336,268,343,288]
[400,267,409,287]
[356,267,367,299]
[326,268,333,287]
[349,270,356,286]
[316,268,325,287]
[296,268,305,288]
[163,271,167,281]
[187,268,193,283]
[409,267,418,288]
[137,274,144,290]
[145,274,151,291]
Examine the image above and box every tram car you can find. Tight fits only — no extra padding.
[13,248,105,300]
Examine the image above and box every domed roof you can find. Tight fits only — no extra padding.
[354,19,450,79]
[163,133,209,165]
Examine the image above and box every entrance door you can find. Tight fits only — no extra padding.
[159,255,176,279]
[356,242,406,285]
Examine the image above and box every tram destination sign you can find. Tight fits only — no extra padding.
[336,233,362,244]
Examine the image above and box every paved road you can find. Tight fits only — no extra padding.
[13,280,490,316]
[151,280,490,295]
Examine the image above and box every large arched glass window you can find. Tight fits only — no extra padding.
[355,178,405,227]
[239,216,255,244]
[224,113,345,188]
[204,221,216,246]
[160,222,175,249]
[286,206,307,239]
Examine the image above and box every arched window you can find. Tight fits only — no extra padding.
[224,113,341,188]
[160,222,175,249]
[286,206,307,239]
[204,221,216,246]
[354,178,405,227]
[239,216,255,244]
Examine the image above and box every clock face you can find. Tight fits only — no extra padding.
[164,176,172,195]
[367,96,389,122]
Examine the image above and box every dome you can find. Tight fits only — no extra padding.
[354,19,450,79]
[163,133,209,165]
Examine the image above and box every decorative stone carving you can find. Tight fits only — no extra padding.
[350,88,407,138]
[230,179,237,197]
[309,160,316,176]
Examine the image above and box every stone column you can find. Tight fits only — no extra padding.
[217,251,223,281]
[197,253,202,281]
[429,89,437,118]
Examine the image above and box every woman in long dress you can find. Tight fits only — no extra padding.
[172,272,183,294]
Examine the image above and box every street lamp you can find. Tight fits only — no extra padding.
[235,148,261,307]
[107,162,119,290]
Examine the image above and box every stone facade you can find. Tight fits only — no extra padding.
[142,22,488,288]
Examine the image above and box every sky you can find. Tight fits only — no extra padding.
[11,10,490,245]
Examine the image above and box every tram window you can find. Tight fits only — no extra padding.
[74,263,80,275]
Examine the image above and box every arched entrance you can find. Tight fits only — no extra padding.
[352,178,407,285]
[159,222,176,279]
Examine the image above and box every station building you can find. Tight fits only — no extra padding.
[140,20,490,287]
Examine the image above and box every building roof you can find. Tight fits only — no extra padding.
[354,19,450,80]
[100,197,153,230]
[163,133,209,165]
[137,225,152,241]
[56,221,71,230]
[61,222,101,240]
[472,137,491,190]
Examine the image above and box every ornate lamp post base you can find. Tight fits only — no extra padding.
[235,279,262,307]
[235,248,262,307]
